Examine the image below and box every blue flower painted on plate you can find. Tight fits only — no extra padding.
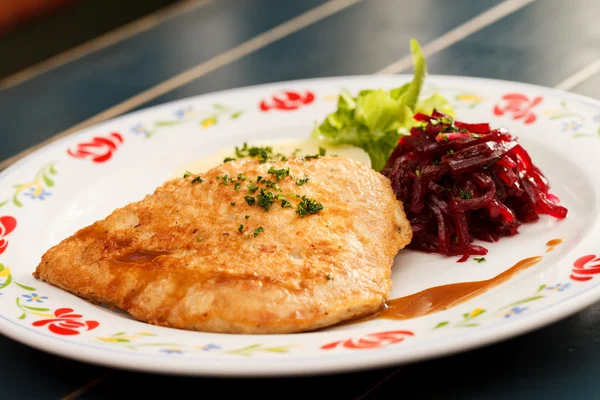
[593,113,600,124]
[198,343,221,351]
[174,107,196,120]
[160,348,184,355]
[561,120,583,133]
[22,292,48,303]
[131,123,152,136]
[503,306,528,318]
[545,283,571,292]
[22,187,51,200]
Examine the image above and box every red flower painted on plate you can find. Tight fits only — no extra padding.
[32,308,99,335]
[67,132,124,163]
[571,255,600,282]
[321,330,414,350]
[259,90,315,111]
[493,93,543,124]
[0,216,17,256]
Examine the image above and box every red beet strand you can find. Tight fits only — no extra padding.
[381,110,568,262]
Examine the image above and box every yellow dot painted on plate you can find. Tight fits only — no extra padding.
[456,94,483,102]
[201,117,217,129]
[0,267,11,277]
[470,308,485,318]
[323,94,339,101]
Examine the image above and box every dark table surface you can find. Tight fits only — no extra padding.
[1,0,600,398]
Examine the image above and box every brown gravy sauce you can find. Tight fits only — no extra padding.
[107,250,174,313]
[342,256,542,325]
[545,238,563,253]
[115,250,171,264]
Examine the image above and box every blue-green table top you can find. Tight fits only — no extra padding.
[1,0,600,398]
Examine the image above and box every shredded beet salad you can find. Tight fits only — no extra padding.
[381,110,568,262]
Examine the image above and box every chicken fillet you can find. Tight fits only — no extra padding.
[34,156,411,334]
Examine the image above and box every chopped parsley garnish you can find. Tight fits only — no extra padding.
[276,194,292,208]
[247,183,258,193]
[223,157,236,163]
[256,176,263,183]
[296,175,309,186]
[257,189,275,211]
[234,143,273,163]
[217,174,231,185]
[230,201,236,206]
[432,160,441,166]
[196,237,203,242]
[245,196,255,206]
[183,170,193,178]
[473,257,486,263]
[244,215,250,219]
[415,168,424,177]
[292,148,302,156]
[249,148,271,163]
[303,147,326,160]
[234,144,246,158]
[233,182,241,191]
[253,227,264,237]
[191,175,204,184]
[296,196,324,217]
[237,174,247,181]
[263,179,281,191]
[446,149,454,155]
[238,224,244,233]
[326,274,332,280]
[281,199,292,208]
[268,166,291,181]
[459,190,472,200]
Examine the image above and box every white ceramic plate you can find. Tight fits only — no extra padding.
[1,75,600,377]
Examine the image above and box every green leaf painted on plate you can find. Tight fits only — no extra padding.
[12,193,22,208]
[462,313,470,320]
[262,346,291,353]
[230,111,243,119]
[43,174,54,187]
[98,337,130,343]
[113,332,126,336]
[537,284,547,293]
[212,103,229,111]
[48,164,57,175]
[461,323,479,327]
[227,344,261,356]
[434,321,449,329]
[154,120,180,127]
[15,282,36,291]
[0,274,12,289]
[0,199,7,208]
[501,295,544,309]
[19,313,26,320]
[22,305,50,312]
[125,343,180,350]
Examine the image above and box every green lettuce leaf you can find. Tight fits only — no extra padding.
[311,38,455,171]
[416,93,456,117]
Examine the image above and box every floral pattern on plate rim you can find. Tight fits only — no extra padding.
[131,103,244,138]
[0,81,599,360]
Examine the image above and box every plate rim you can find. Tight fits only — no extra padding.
[1,74,600,377]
